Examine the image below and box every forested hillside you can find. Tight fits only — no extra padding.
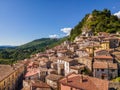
[69,9,120,41]
[0,37,67,64]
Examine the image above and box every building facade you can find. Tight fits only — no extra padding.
[0,63,25,90]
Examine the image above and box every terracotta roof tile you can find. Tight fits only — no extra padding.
[70,65,85,70]
[25,68,39,77]
[32,81,50,88]
[94,49,109,53]
[94,55,113,59]
[93,62,108,69]
[108,63,118,69]
[0,63,24,81]
[46,74,62,81]
[59,73,109,90]
[0,65,14,81]
[58,57,74,62]
[93,62,118,69]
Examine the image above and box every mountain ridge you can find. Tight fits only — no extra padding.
[0,45,17,49]
[0,37,67,64]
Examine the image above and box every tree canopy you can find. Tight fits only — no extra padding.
[69,9,120,41]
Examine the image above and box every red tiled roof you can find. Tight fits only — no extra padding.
[25,69,39,77]
[94,55,113,59]
[32,81,50,88]
[59,73,109,90]
[93,62,108,69]
[70,65,85,70]
[94,49,109,53]
[46,74,62,82]
[108,63,118,69]
[57,49,68,53]
[0,65,14,81]
[58,57,74,62]
[93,62,118,69]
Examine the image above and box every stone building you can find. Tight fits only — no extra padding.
[22,80,51,90]
[94,55,113,63]
[78,56,92,71]
[70,64,85,74]
[46,74,62,90]
[31,80,51,90]
[57,49,68,57]
[57,57,78,76]
[39,68,48,82]
[108,37,119,49]
[76,49,89,57]
[94,49,110,56]
[25,68,39,80]
[93,62,118,80]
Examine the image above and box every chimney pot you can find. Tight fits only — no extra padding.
[80,75,83,83]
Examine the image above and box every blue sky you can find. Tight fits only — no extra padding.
[0,0,120,46]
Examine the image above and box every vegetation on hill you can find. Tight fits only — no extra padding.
[0,37,67,64]
[69,9,120,41]
[0,46,16,49]
[113,77,120,82]
[1,9,120,64]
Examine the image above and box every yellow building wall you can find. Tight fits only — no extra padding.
[0,65,24,90]
[86,47,93,54]
[100,42,109,50]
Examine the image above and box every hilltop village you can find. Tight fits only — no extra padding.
[1,32,120,90]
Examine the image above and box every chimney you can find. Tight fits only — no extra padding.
[12,64,16,70]
[80,75,83,83]
[66,76,68,83]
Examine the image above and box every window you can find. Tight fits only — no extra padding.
[70,87,73,90]
[8,87,10,90]
[111,69,115,72]
[101,69,104,71]
[12,75,14,80]
[8,78,10,82]
[4,81,5,86]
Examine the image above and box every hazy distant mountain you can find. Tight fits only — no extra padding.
[0,45,17,49]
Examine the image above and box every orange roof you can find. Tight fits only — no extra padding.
[93,62,108,69]
[46,74,62,81]
[94,55,113,59]
[25,69,39,77]
[93,62,118,69]
[70,65,85,70]
[57,49,68,53]
[108,63,118,69]
[0,65,14,81]
[28,62,34,67]
[32,81,50,88]
[59,73,108,90]
[94,49,109,53]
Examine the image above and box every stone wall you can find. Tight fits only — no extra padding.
[109,82,120,90]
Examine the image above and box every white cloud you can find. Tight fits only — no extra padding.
[114,11,120,18]
[49,34,58,38]
[61,27,72,36]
